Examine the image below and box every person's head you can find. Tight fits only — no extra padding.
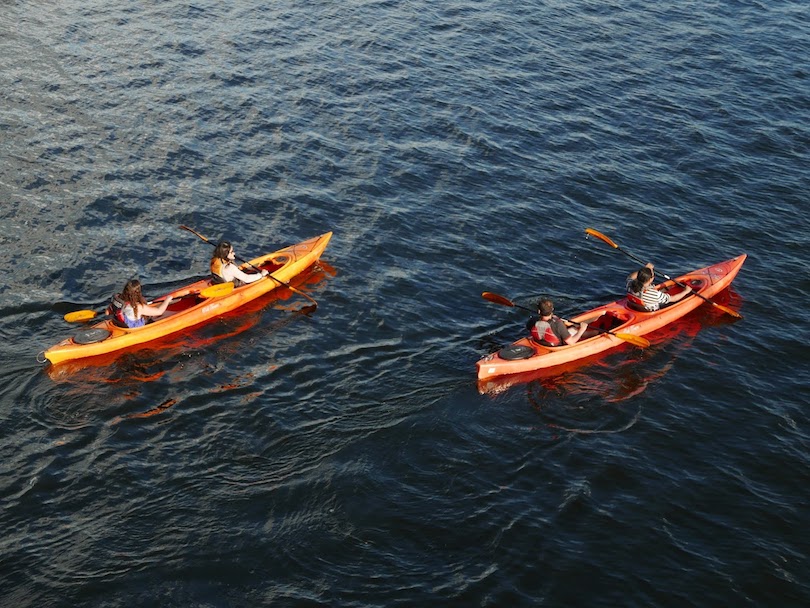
[637,266,654,286]
[121,279,145,309]
[538,298,554,318]
[213,240,234,261]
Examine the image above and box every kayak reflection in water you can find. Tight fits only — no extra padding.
[117,279,173,328]
[529,298,602,346]
[210,240,269,287]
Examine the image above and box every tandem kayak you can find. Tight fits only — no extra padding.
[476,254,746,386]
[43,232,332,366]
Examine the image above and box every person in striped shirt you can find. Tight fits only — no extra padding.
[626,263,692,311]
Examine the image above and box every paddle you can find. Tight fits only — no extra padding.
[179,225,318,307]
[584,228,742,319]
[481,291,650,348]
[63,282,234,323]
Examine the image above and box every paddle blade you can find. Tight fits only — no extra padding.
[200,282,234,298]
[585,228,618,249]
[282,282,319,306]
[613,332,650,348]
[482,292,515,307]
[64,310,98,323]
[298,304,318,316]
[710,301,743,319]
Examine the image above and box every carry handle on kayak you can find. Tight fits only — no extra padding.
[584,228,742,319]
[481,291,650,348]
[179,225,318,307]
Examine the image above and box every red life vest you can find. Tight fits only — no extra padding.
[531,317,567,346]
[627,291,646,309]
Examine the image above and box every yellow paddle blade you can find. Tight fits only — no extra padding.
[585,228,618,249]
[710,301,742,319]
[64,310,98,323]
[200,282,234,298]
[613,332,650,348]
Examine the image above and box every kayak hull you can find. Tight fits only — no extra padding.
[44,232,332,366]
[476,254,746,384]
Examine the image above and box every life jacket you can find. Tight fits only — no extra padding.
[106,293,127,327]
[210,257,226,282]
[531,317,568,347]
[626,291,647,310]
[626,277,650,311]
[210,257,244,287]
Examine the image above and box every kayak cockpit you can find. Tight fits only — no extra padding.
[586,310,633,333]
[660,277,704,297]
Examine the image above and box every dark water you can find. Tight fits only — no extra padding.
[2,1,809,606]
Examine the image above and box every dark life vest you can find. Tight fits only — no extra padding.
[106,293,127,326]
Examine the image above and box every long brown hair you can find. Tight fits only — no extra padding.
[213,240,232,261]
[121,279,146,316]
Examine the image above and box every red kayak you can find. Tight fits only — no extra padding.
[477,255,746,387]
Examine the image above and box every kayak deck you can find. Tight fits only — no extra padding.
[476,254,746,385]
[44,232,332,366]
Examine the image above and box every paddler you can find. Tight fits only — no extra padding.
[530,298,591,346]
[118,279,173,328]
[626,263,692,311]
[210,240,269,287]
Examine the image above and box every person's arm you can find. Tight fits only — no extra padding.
[140,297,173,318]
[628,262,655,281]
[234,266,269,284]
[668,284,693,302]
[564,322,588,345]
[224,263,269,285]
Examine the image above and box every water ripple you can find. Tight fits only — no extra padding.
[2,0,809,605]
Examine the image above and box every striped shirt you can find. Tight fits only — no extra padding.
[626,278,670,311]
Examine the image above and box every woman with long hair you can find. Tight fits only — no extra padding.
[210,240,268,287]
[119,279,173,328]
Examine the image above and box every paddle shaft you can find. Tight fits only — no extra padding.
[179,225,318,306]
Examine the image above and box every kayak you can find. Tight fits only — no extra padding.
[476,254,746,385]
[42,232,332,366]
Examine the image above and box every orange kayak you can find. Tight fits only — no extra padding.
[43,232,332,366]
[476,254,746,386]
